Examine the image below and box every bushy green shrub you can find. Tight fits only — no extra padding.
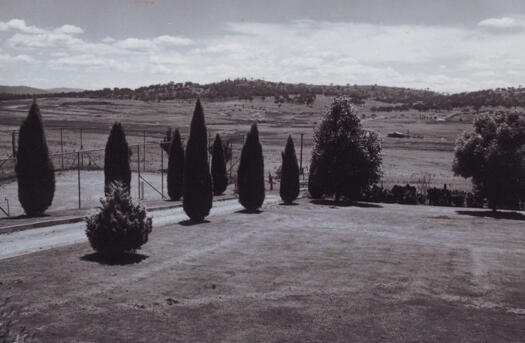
[391,184,417,204]
[15,101,55,216]
[86,182,152,256]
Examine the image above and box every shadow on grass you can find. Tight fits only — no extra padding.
[235,209,263,214]
[0,213,50,220]
[178,219,210,226]
[310,199,383,208]
[456,210,525,221]
[279,202,299,206]
[81,252,149,266]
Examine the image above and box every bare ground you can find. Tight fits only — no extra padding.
[1,198,524,342]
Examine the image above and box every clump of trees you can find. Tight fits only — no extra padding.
[104,123,131,195]
[183,99,213,221]
[453,113,525,211]
[308,97,382,202]
[211,133,228,195]
[15,100,55,216]
[237,123,265,211]
[85,181,152,256]
[280,135,300,204]
[167,129,184,201]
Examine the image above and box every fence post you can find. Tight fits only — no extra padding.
[77,151,81,209]
[80,128,84,167]
[143,130,146,171]
[161,147,164,199]
[300,133,303,176]
[229,141,233,183]
[60,128,64,170]
[11,130,16,158]
[137,145,141,200]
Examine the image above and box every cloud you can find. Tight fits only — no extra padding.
[153,35,193,47]
[1,19,45,34]
[478,17,525,29]
[2,17,525,92]
[0,53,37,63]
[54,24,84,35]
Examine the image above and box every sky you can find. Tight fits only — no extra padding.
[1,0,525,92]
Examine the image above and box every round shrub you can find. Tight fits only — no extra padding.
[86,182,152,256]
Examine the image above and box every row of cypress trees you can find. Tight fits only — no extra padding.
[15,99,300,219]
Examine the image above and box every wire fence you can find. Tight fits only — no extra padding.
[0,131,308,217]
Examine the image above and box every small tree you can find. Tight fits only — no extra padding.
[104,122,131,195]
[167,129,184,201]
[86,182,152,256]
[211,133,228,195]
[453,113,525,211]
[237,123,265,211]
[183,99,213,221]
[309,97,382,202]
[280,135,300,204]
[15,100,55,216]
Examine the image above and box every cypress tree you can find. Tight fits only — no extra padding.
[211,133,228,196]
[183,99,213,221]
[280,135,300,204]
[167,129,184,201]
[15,100,55,216]
[104,122,131,195]
[237,123,265,211]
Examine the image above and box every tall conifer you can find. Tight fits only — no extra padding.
[183,99,213,221]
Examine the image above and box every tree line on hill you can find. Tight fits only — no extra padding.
[14,96,524,258]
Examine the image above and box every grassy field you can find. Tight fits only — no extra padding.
[0,95,474,214]
[1,197,524,342]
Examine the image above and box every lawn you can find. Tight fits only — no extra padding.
[1,198,524,342]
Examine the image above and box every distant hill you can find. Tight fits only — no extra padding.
[0,85,50,95]
[1,79,524,111]
[0,85,84,95]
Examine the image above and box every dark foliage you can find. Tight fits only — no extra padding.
[453,113,525,211]
[391,184,417,204]
[15,101,55,216]
[183,99,213,221]
[280,135,300,204]
[160,126,172,153]
[104,122,131,195]
[310,97,382,201]
[308,156,324,199]
[167,129,184,201]
[85,182,152,256]
[211,134,228,195]
[237,123,265,211]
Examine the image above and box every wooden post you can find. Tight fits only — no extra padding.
[143,130,146,171]
[11,131,16,158]
[300,133,304,175]
[60,128,64,170]
[229,141,233,183]
[77,151,81,209]
[80,128,84,167]
[137,145,141,200]
[161,148,164,199]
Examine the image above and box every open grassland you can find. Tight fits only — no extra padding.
[1,198,524,342]
[0,96,472,191]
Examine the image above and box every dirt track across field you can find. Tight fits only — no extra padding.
[1,198,525,342]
